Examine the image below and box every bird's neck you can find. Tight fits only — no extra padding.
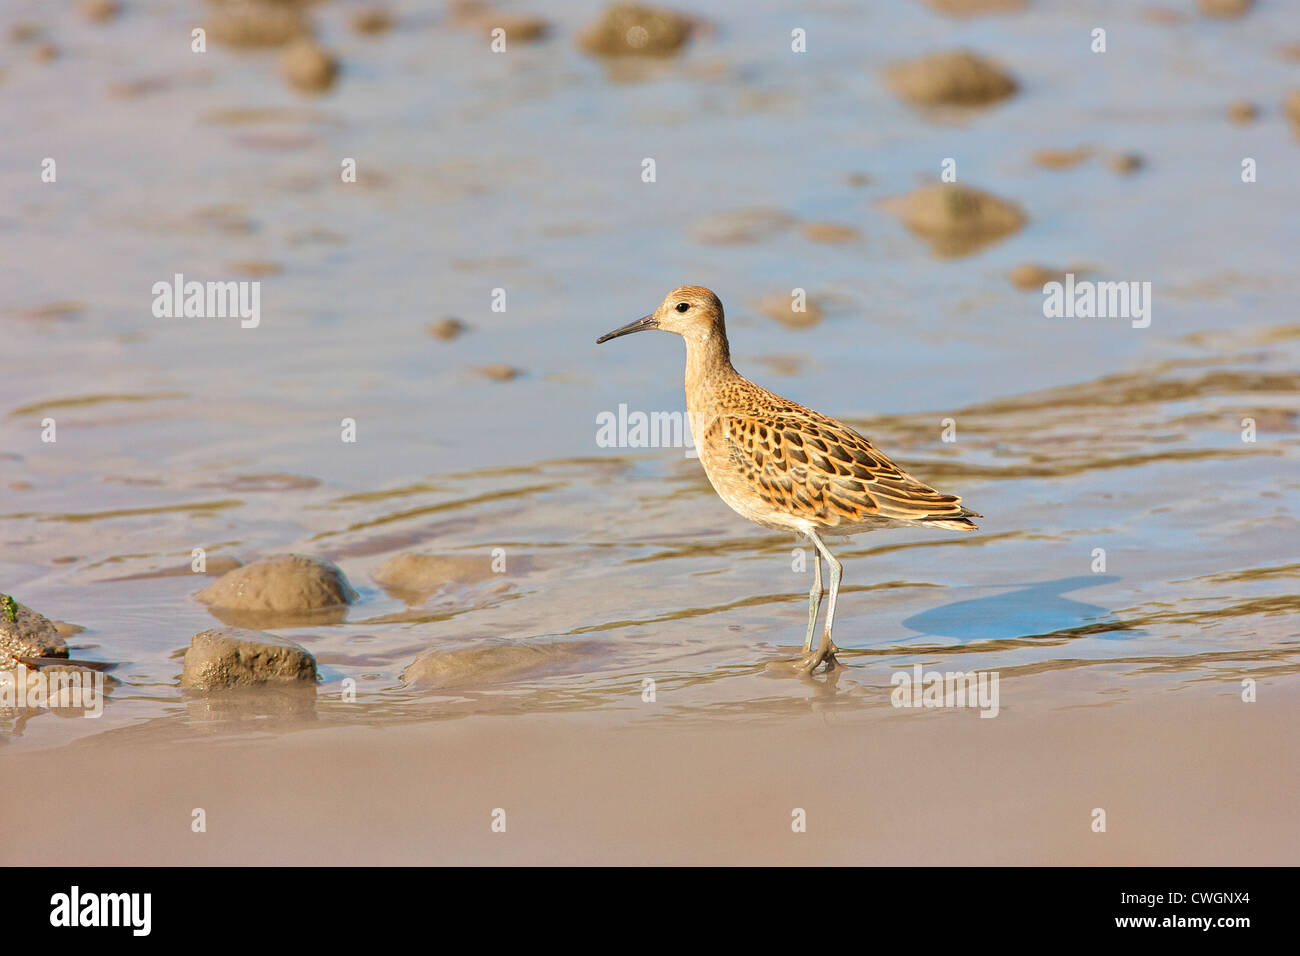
[684,329,735,415]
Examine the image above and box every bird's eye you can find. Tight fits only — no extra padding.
[675,302,689,313]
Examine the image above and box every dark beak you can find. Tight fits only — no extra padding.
[596,314,658,344]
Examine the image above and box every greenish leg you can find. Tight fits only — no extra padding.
[803,546,823,653]
[802,530,843,673]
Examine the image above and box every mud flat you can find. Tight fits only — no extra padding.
[1,670,1295,865]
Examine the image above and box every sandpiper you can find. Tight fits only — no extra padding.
[597,286,980,675]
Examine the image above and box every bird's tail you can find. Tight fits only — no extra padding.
[918,507,981,531]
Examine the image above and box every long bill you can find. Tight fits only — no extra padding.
[596,314,658,344]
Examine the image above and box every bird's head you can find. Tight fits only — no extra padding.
[597,286,725,346]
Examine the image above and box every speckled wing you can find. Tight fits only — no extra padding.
[717,394,980,531]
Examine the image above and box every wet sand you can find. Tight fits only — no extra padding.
[3,669,1296,865]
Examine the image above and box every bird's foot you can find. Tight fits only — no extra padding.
[797,641,839,676]
[769,637,839,676]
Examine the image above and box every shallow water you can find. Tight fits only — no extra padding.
[2,0,1299,752]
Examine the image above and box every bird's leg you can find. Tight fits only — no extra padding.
[800,531,842,673]
[803,545,823,653]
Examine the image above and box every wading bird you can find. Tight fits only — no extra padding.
[597,286,980,674]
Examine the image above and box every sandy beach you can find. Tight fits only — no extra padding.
[3,668,1296,865]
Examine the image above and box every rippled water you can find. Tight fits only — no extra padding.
[2,0,1298,749]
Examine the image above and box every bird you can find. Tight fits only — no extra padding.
[596,286,980,675]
